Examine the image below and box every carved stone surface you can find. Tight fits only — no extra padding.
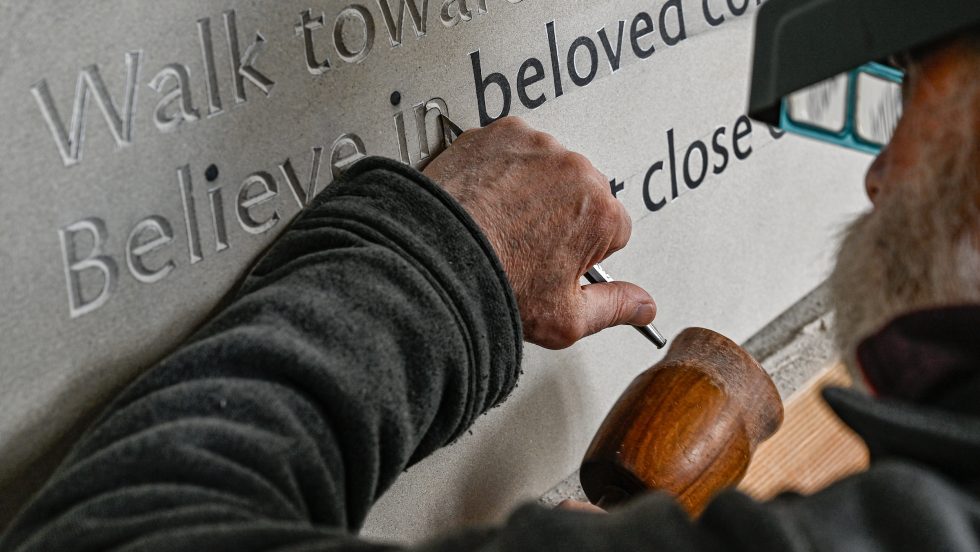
[0,0,871,539]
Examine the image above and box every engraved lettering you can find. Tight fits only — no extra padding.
[280,147,324,208]
[727,0,749,17]
[207,185,230,253]
[667,128,680,201]
[197,17,224,117]
[59,218,118,318]
[176,165,204,264]
[236,172,281,235]
[702,0,726,26]
[440,0,484,26]
[642,162,667,212]
[733,115,753,160]
[545,21,564,98]
[413,98,454,166]
[711,126,730,174]
[148,64,201,133]
[394,110,411,164]
[659,0,688,47]
[471,50,511,126]
[630,13,656,59]
[517,57,547,109]
[609,178,625,198]
[567,36,599,87]
[125,216,176,284]
[598,21,626,72]
[295,10,332,75]
[334,5,376,64]
[441,115,464,142]
[224,10,276,103]
[647,116,756,214]
[331,133,367,178]
[377,0,428,45]
[683,139,708,189]
[467,0,489,16]
[441,0,467,26]
[31,51,142,167]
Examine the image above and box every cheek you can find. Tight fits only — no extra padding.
[880,91,964,190]
[901,53,980,166]
[873,118,923,186]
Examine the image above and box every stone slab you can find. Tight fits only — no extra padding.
[0,0,871,538]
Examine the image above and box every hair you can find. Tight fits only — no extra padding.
[829,138,980,380]
[828,51,980,380]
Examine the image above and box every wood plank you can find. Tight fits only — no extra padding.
[740,364,869,499]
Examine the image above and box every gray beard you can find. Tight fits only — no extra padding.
[828,154,980,382]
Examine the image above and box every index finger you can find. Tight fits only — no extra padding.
[578,160,632,258]
[604,195,632,258]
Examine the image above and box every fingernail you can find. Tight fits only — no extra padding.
[630,303,656,326]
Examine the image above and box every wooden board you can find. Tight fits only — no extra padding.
[740,363,869,499]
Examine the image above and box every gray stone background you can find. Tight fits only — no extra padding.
[0,0,870,540]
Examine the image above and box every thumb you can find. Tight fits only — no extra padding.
[579,281,657,337]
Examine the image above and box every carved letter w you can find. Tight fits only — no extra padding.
[376,0,428,46]
[31,51,143,168]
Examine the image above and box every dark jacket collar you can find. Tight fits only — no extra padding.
[824,387,980,481]
[856,305,980,404]
[823,305,980,482]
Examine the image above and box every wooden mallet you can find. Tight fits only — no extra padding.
[581,327,783,516]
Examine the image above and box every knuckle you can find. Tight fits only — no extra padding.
[609,198,632,238]
[594,200,622,232]
[531,130,561,150]
[618,218,633,247]
[561,151,595,175]
[620,206,633,235]
[494,116,526,131]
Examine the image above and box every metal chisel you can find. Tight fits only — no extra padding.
[585,264,667,349]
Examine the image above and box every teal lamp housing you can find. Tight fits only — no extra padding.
[779,62,904,155]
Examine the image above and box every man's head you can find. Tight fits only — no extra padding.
[829,30,980,384]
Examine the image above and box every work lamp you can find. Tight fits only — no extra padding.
[748,0,980,155]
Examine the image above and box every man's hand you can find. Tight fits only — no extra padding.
[423,117,657,350]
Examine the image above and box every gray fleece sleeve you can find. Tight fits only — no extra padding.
[0,157,524,551]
